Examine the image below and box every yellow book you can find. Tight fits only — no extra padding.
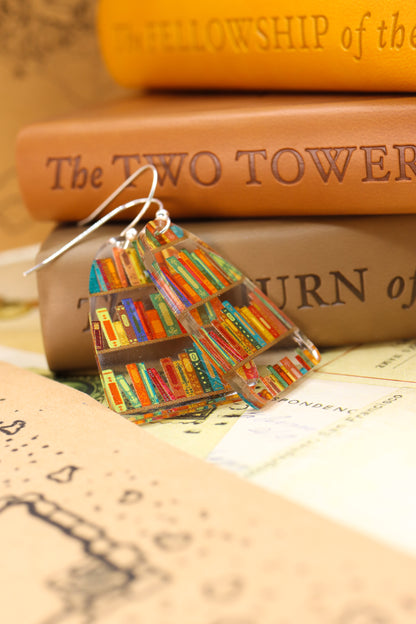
[126,248,147,285]
[98,1,416,91]
[113,320,130,346]
[239,306,275,343]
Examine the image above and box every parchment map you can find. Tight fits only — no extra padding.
[0,1,94,78]
[0,0,124,249]
[0,411,244,624]
[2,363,416,624]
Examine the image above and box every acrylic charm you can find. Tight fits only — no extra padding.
[25,163,320,422]
[88,211,321,421]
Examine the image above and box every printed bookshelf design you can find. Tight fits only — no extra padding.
[89,220,320,421]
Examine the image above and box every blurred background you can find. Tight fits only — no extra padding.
[0,0,125,252]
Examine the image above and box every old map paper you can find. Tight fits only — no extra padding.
[2,360,416,624]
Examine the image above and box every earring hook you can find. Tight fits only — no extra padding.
[77,163,158,227]
[23,164,164,276]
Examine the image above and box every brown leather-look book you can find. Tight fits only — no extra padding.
[16,92,416,223]
[35,214,416,373]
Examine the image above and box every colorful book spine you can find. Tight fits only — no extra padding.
[193,249,230,287]
[173,360,194,397]
[267,365,289,389]
[179,353,203,395]
[150,292,183,336]
[137,362,160,404]
[248,291,288,335]
[177,251,218,295]
[261,375,284,397]
[92,260,108,292]
[272,362,293,386]
[185,346,216,393]
[207,251,242,282]
[133,300,153,339]
[113,320,129,346]
[160,357,187,399]
[101,369,126,413]
[248,303,280,339]
[96,257,122,290]
[121,298,148,342]
[221,301,266,349]
[281,356,303,380]
[115,373,142,408]
[187,250,227,291]
[126,362,151,406]
[112,247,129,288]
[147,367,175,403]
[162,259,203,304]
[89,264,102,294]
[145,308,167,340]
[208,328,241,364]
[126,248,148,285]
[219,313,256,356]
[117,249,143,286]
[116,303,139,345]
[166,256,209,300]
[253,289,293,330]
[158,264,193,308]
[95,307,121,349]
[91,320,105,351]
[212,319,251,361]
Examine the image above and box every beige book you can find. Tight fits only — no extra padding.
[34,214,416,372]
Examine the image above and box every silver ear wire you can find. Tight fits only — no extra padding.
[77,164,158,227]
[23,164,167,276]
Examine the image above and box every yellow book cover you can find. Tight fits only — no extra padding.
[97,0,416,91]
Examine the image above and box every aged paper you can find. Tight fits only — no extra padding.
[208,345,416,556]
[2,360,416,624]
[0,1,125,251]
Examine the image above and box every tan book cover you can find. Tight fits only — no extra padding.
[16,92,416,224]
[34,214,416,372]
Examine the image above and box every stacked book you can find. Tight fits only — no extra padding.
[16,0,416,375]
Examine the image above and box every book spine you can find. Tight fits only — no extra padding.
[17,93,416,222]
[133,300,153,340]
[95,308,120,349]
[116,303,139,345]
[91,261,108,292]
[185,346,215,393]
[112,247,129,288]
[121,298,148,342]
[91,320,105,351]
[150,292,183,336]
[96,257,122,290]
[137,362,160,405]
[160,357,187,399]
[173,361,194,397]
[115,373,142,408]
[37,215,416,372]
[125,363,151,406]
[97,1,416,92]
[147,367,175,402]
[179,353,203,395]
[145,308,167,340]
[101,369,126,413]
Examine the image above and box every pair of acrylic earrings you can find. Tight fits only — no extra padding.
[27,165,320,424]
